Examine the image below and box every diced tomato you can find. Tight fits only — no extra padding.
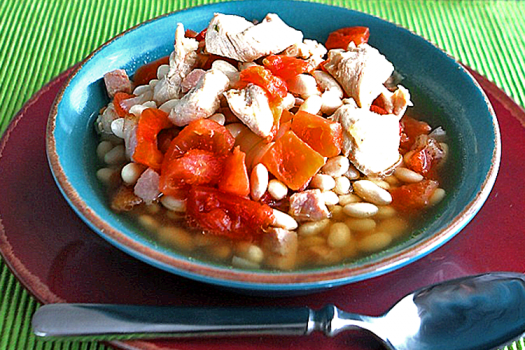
[260,130,325,191]
[133,56,170,86]
[162,119,235,160]
[186,186,275,238]
[237,66,288,102]
[399,116,432,153]
[325,26,370,50]
[404,135,445,177]
[291,110,343,158]
[280,109,294,124]
[263,55,309,82]
[157,128,179,154]
[133,108,172,170]
[195,28,207,41]
[160,149,225,196]
[218,146,250,197]
[113,92,135,117]
[390,179,439,213]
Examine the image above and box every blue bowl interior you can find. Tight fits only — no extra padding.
[50,0,498,291]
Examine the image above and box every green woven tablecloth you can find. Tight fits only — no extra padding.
[0,1,524,349]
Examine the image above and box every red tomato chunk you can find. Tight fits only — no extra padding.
[133,56,170,86]
[261,130,325,191]
[237,66,288,102]
[186,186,275,238]
[291,110,343,158]
[263,55,309,82]
[133,108,173,170]
[325,26,370,50]
[390,179,439,213]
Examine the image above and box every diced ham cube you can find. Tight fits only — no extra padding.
[133,168,160,204]
[262,227,298,270]
[289,189,330,222]
[104,69,132,98]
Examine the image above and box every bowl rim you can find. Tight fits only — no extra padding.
[46,0,501,291]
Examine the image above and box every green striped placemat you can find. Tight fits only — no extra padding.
[0,1,524,349]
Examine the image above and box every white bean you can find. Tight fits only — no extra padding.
[133,84,151,96]
[159,98,179,113]
[232,256,261,269]
[394,167,424,183]
[375,206,397,219]
[129,104,148,117]
[353,180,392,206]
[137,214,159,231]
[104,144,126,165]
[209,113,226,125]
[235,242,264,264]
[272,209,298,230]
[156,64,170,79]
[338,193,362,206]
[267,179,288,200]
[281,93,296,110]
[110,118,125,139]
[358,232,393,253]
[225,123,247,138]
[160,195,186,212]
[343,202,379,218]
[96,167,117,186]
[334,176,351,195]
[250,163,268,201]
[322,156,350,177]
[121,162,145,185]
[96,141,114,160]
[287,74,320,99]
[327,223,352,248]
[429,188,446,206]
[377,217,409,238]
[157,226,194,251]
[322,191,339,206]
[320,90,343,115]
[148,79,159,88]
[310,174,336,191]
[345,218,377,232]
[298,219,330,236]
[298,95,322,115]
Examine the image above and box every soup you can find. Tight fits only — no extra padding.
[94,13,447,271]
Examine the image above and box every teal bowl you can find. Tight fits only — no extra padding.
[46,0,500,294]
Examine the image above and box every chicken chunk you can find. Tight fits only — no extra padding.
[103,69,132,98]
[168,69,230,127]
[205,13,303,62]
[153,23,199,104]
[324,43,394,109]
[330,99,401,176]
[224,84,274,138]
[262,227,298,270]
[376,85,413,117]
[289,189,330,222]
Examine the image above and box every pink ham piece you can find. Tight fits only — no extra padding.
[289,189,330,222]
[181,69,206,93]
[133,168,160,204]
[103,69,132,98]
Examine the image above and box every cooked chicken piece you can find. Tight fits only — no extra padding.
[289,189,330,222]
[324,43,394,109]
[376,85,412,117]
[283,39,327,70]
[211,60,239,87]
[224,84,274,138]
[330,99,401,176]
[123,114,139,160]
[153,23,199,104]
[205,13,303,62]
[95,103,119,136]
[103,69,132,98]
[168,69,230,127]
[262,227,298,270]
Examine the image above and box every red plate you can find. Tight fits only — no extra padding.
[0,68,524,350]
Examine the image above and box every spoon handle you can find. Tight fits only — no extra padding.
[31,303,343,341]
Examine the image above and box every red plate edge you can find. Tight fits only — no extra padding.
[0,67,524,350]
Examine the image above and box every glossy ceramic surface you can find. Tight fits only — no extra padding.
[0,67,522,350]
[45,1,500,292]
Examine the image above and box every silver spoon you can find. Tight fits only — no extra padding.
[32,272,525,350]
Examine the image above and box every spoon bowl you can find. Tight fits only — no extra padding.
[32,272,525,350]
